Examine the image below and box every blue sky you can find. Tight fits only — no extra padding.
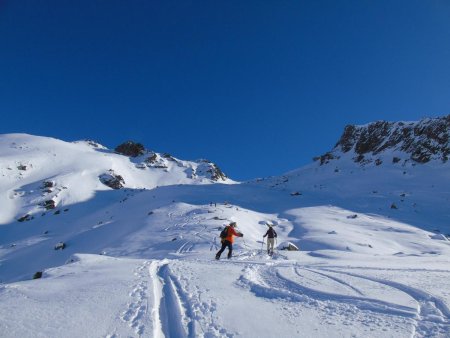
[1,1,450,180]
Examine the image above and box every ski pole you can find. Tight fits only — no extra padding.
[261,238,264,254]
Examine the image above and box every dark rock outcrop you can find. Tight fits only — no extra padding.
[33,271,43,279]
[18,214,33,222]
[42,200,56,210]
[54,242,66,250]
[207,163,227,181]
[42,181,55,189]
[99,170,125,189]
[144,153,168,169]
[115,141,145,157]
[317,115,450,165]
[85,140,102,148]
[145,154,158,164]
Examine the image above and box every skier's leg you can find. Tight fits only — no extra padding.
[268,238,274,254]
[216,241,227,259]
[227,242,233,259]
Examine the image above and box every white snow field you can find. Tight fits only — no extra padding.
[0,132,449,338]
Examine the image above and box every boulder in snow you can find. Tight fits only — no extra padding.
[33,271,43,279]
[278,241,299,251]
[41,199,56,210]
[17,214,33,222]
[54,242,66,250]
[99,170,125,189]
[135,163,146,169]
[42,180,55,188]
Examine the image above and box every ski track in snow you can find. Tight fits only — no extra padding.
[157,263,196,338]
[149,260,196,338]
[120,254,449,338]
[320,268,450,338]
[290,267,419,318]
[236,262,450,337]
[149,261,234,338]
[176,241,193,254]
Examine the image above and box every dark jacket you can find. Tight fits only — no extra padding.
[263,228,277,239]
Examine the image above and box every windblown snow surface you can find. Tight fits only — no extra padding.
[0,133,449,338]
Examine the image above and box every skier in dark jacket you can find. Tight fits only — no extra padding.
[215,221,243,260]
[263,223,277,255]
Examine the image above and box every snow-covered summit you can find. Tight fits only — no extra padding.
[315,115,450,166]
[0,133,233,224]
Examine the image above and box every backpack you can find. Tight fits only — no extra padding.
[220,226,229,240]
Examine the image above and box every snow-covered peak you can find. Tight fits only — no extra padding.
[315,115,450,166]
[0,133,233,224]
[113,140,229,182]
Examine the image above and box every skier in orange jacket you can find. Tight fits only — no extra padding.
[215,221,243,260]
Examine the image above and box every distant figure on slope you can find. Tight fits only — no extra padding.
[263,223,277,255]
[215,221,243,260]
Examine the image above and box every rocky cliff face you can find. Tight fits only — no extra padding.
[315,115,450,166]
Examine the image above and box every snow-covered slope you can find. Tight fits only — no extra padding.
[0,133,233,225]
[256,115,450,236]
[0,118,449,338]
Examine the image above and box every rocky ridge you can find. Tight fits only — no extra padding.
[315,115,450,166]
[114,141,228,183]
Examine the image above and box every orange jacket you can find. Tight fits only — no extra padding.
[224,226,242,244]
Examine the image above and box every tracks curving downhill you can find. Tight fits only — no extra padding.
[318,268,450,338]
[237,263,449,337]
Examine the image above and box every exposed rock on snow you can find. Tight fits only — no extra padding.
[115,141,145,157]
[41,199,56,210]
[54,242,66,250]
[144,153,168,169]
[73,139,107,149]
[279,241,299,251]
[99,170,125,189]
[316,115,450,165]
[42,180,55,189]
[17,214,33,222]
[195,159,227,181]
[32,271,42,279]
